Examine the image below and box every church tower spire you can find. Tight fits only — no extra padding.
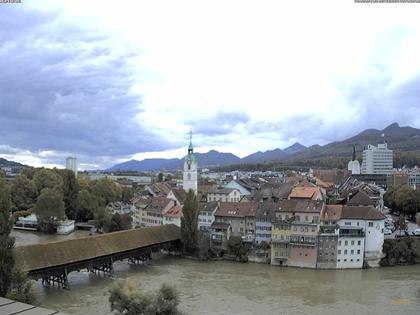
[183,129,198,194]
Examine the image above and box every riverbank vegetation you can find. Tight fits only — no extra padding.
[180,190,199,255]
[380,237,420,266]
[0,175,36,304]
[3,167,135,233]
[384,185,420,219]
[109,280,182,315]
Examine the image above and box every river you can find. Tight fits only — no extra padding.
[13,230,420,315]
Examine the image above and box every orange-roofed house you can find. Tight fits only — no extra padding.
[288,186,323,201]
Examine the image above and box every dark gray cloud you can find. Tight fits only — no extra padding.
[0,6,172,166]
[189,111,250,136]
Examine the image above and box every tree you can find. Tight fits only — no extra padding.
[55,169,78,220]
[157,173,164,182]
[94,207,112,233]
[7,268,36,304]
[91,178,122,206]
[34,188,66,233]
[10,175,37,211]
[180,189,199,255]
[33,168,63,193]
[76,189,99,221]
[227,236,248,262]
[395,216,408,236]
[109,280,181,315]
[0,177,14,296]
[122,187,134,203]
[107,213,132,232]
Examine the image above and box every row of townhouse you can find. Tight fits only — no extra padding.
[270,201,385,269]
[131,187,187,228]
[209,199,385,269]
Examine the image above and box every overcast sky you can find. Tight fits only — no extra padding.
[1,0,420,169]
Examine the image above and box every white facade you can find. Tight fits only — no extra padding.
[198,207,217,231]
[57,220,75,234]
[183,136,198,194]
[163,215,182,227]
[361,143,393,175]
[66,157,78,177]
[336,236,364,269]
[207,188,240,202]
[337,218,385,268]
[347,160,361,175]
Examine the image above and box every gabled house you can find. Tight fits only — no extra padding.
[207,187,241,202]
[167,188,187,206]
[143,197,175,227]
[198,201,218,231]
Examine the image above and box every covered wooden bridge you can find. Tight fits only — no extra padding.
[14,224,181,288]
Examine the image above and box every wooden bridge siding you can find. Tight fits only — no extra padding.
[27,239,180,280]
[14,225,181,273]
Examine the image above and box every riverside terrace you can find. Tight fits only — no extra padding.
[14,225,181,289]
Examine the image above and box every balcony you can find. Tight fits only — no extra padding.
[289,236,317,246]
[339,227,365,238]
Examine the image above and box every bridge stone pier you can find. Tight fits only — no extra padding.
[14,224,181,289]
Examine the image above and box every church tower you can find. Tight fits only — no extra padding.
[183,130,198,194]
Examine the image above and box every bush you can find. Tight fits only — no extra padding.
[109,280,181,315]
[380,237,420,266]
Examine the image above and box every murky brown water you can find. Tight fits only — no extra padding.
[14,231,420,315]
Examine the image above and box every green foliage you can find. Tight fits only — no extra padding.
[55,169,78,220]
[227,236,248,261]
[107,213,133,232]
[94,207,112,232]
[395,216,408,236]
[10,175,38,211]
[384,185,420,218]
[33,168,63,193]
[258,241,270,251]
[0,177,14,296]
[6,267,36,304]
[180,190,199,255]
[91,178,123,206]
[76,189,99,221]
[122,187,134,203]
[34,188,66,233]
[198,232,211,259]
[158,173,164,182]
[394,151,420,168]
[381,237,420,266]
[109,280,181,315]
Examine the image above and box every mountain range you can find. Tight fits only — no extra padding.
[108,123,420,171]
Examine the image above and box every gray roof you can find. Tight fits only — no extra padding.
[0,297,69,315]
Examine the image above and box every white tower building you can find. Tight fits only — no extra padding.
[183,131,198,194]
[66,157,78,177]
[361,143,393,175]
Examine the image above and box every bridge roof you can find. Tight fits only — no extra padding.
[14,225,180,272]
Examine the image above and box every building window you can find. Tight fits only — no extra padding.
[344,250,348,254]
[338,250,341,254]
[345,241,348,246]
[358,240,361,246]
[351,250,354,254]
[368,222,373,227]
[351,241,354,246]
[357,250,360,254]
[345,222,351,226]
[338,240,341,246]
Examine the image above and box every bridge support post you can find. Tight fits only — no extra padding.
[41,271,69,289]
